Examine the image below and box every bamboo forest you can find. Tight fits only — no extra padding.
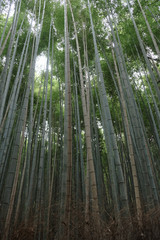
[0,0,160,239]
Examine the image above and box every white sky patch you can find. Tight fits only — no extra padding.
[57,41,64,51]
[1,1,15,17]
[27,13,37,33]
[9,2,15,17]
[1,56,6,66]
[102,18,110,34]
[146,46,158,60]
[35,53,51,75]
[131,71,145,92]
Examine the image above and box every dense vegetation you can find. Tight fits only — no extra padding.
[0,0,160,239]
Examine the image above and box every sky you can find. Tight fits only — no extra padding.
[35,53,49,75]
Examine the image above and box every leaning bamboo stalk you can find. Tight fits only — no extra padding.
[106,0,157,208]
[112,47,142,225]
[0,0,13,50]
[59,1,72,239]
[14,142,27,225]
[0,101,11,133]
[68,0,100,225]
[137,0,160,60]
[46,133,58,237]
[127,0,160,102]
[0,15,25,124]
[0,25,12,57]
[73,61,85,202]
[0,0,22,105]
[89,0,130,219]
[2,106,28,240]
[0,26,31,195]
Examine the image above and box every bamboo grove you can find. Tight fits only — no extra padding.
[0,0,160,239]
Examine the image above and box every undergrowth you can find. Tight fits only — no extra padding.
[8,207,160,239]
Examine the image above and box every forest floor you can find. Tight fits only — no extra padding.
[10,207,160,240]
